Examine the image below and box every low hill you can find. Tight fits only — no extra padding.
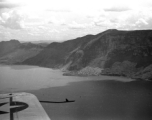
[0,39,20,57]
[0,40,45,64]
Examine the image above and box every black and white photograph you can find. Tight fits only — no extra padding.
[0,0,152,120]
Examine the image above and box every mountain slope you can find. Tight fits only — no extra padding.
[22,29,152,78]
[0,40,45,64]
[63,29,152,70]
[22,34,96,68]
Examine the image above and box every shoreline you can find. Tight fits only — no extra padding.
[1,64,152,120]
[0,64,149,95]
[1,63,151,81]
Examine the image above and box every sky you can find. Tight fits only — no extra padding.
[0,0,152,42]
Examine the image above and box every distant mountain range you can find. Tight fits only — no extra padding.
[0,40,46,64]
[1,29,152,80]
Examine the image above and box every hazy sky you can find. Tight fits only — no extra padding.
[0,0,152,41]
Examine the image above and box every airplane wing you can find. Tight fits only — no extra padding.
[0,92,50,120]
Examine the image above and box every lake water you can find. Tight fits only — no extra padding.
[0,65,132,93]
[0,65,152,120]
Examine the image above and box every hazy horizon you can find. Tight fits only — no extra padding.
[0,0,152,42]
[1,28,152,43]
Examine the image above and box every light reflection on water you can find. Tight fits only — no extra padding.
[0,65,132,93]
[0,65,73,92]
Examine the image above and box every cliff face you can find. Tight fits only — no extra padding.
[22,29,152,79]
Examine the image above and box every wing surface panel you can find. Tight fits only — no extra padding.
[0,92,51,120]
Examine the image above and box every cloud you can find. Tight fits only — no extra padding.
[92,8,152,30]
[46,9,71,13]
[68,21,86,29]
[93,13,118,29]
[117,10,152,29]
[135,18,148,26]
[0,0,152,42]
[0,31,5,40]
[68,21,93,29]
[0,2,20,9]
[128,17,152,30]
[104,6,131,12]
[0,10,25,29]
[47,17,65,25]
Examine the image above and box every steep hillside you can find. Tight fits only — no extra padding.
[64,29,152,70]
[0,41,45,64]
[22,29,152,79]
[22,34,96,68]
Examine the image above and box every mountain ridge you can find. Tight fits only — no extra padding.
[19,29,152,79]
[0,40,46,64]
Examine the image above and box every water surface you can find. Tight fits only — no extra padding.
[0,65,152,120]
[31,80,152,120]
[0,65,132,92]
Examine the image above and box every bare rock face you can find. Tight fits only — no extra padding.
[102,61,137,77]
[135,64,152,80]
